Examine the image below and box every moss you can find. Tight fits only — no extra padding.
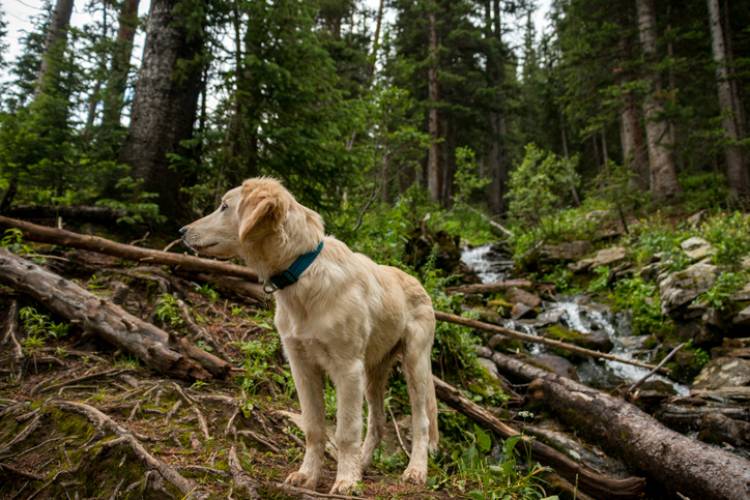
[544,324,586,343]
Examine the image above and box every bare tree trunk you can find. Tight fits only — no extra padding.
[619,87,650,189]
[484,0,508,215]
[35,0,75,96]
[368,0,385,80]
[102,0,140,129]
[119,0,206,217]
[635,0,680,200]
[707,0,749,202]
[427,4,442,203]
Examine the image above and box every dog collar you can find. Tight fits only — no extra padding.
[263,241,324,293]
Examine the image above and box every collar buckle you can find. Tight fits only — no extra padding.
[263,281,279,294]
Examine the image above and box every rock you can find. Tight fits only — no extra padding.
[475,346,493,358]
[535,308,565,327]
[543,324,613,352]
[680,236,715,261]
[488,333,523,351]
[658,262,718,316]
[698,413,750,448]
[692,357,750,391]
[529,354,578,380]
[731,282,750,302]
[478,356,501,379]
[540,241,593,262]
[506,287,542,309]
[734,304,750,326]
[511,302,534,319]
[570,246,627,273]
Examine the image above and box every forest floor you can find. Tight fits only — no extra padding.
[0,248,458,499]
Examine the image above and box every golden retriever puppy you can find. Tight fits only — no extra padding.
[180,178,438,494]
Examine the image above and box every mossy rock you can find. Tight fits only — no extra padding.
[543,324,613,352]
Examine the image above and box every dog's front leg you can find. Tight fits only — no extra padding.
[284,346,325,490]
[329,360,365,495]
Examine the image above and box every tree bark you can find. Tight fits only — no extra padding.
[707,0,749,202]
[445,279,532,294]
[484,0,508,215]
[432,376,646,499]
[35,0,75,96]
[3,205,127,223]
[102,0,141,129]
[0,215,259,282]
[368,0,385,80]
[0,248,229,379]
[618,83,650,189]
[119,0,206,217]
[635,0,681,200]
[426,3,442,203]
[492,352,750,500]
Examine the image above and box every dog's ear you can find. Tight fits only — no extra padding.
[237,183,286,241]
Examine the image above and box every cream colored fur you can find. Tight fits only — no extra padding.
[181,178,439,494]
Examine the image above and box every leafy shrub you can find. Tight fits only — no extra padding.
[700,212,750,267]
[506,143,580,225]
[610,277,672,337]
[699,271,748,311]
[19,306,70,350]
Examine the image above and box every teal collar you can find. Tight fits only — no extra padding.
[264,241,324,293]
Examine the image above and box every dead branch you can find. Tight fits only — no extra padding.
[491,352,750,500]
[36,368,127,394]
[627,343,685,396]
[53,400,198,496]
[435,310,664,373]
[176,297,232,361]
[274,483,362,500]
[445,279,533,294]
[0,215,258,281]
[386,402,410,458]
[0,248,229,380]
[432,375,645,499]
[228,445,260,499]
[2,205,127,223]
[237,429,282,454]
[1,299,23,365]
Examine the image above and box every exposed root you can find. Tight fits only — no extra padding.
[237,429,281,454]
[37,368,127,395]
[0,462,45,481]
[275,482,363,499]
[0,412,41,456]
[52,400,199,496]
[176,297,232,361]
[228,445,260,499]
[1,300,23,367]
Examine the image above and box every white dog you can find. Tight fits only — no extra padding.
[181,178,438,494]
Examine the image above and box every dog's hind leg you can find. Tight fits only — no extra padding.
[361,347,399,470]
[284,345,326,491]
[401,311,436,484]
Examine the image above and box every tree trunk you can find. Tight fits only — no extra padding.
[102,0,140,129]
[427,4,442,203]
[433,376,646,499]
[367,0,385,80]
[0,215,259,282]
[35,0,75,96]
[0,248,229,380]
[619,85,650,189]
[635,0,680,200]
[707,0,749,202]
[484,0,508,215]
[492,352,750,499]
[119,0,206,218]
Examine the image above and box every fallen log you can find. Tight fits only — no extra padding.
[491,352,750,500]
[434,310,664,373]
[0,248,229,380]
[432,376,645,499]
[2,205,127,223]
[445,279,533,295]
[0,215,258,282]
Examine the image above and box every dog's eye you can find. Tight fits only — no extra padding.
[220,202,228,212]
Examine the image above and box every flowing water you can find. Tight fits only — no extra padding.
[461,244,688,395]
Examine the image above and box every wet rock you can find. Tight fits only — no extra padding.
[731,282,750,302]
[680,237,715,261]
[698,413,750,448]
[540,241,593,261]
[570,246,627,273]
[488,333,523,352]
[633,380,678,413]
[639,261,662,282]
[535,308,565,327]
[478,356,501,378]
[734,304,750,326]
[511,302,534,319]
[692,357,750,390]
[476,346,493,358]
[658,262,718,316]
[529,354,578,380]
[506,287,541,309]
[543,324,613,352]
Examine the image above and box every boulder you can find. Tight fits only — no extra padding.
[543,324,613,352]
[658,262,718,316]
[511,302,534,320]
[680,236,715,261]
[692,357,750,391]
[734,304,750,326]
[731,282,750,302]
[506,287,542,309]
[570,246,627,273]
[540,240,592,262]
[529,353,578,380]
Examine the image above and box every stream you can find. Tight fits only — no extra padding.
[461,244,688,395]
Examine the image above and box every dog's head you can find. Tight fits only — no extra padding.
[180,177,323,263]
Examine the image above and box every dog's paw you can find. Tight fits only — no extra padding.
[284,470,318,490]
[329,477,359,495]
[401,466,427,485]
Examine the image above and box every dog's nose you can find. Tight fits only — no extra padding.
[179,226,188,237]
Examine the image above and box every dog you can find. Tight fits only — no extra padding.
[180,177,438,494]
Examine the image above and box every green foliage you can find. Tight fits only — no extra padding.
[453,147,490,206]
[700,213,750,267]
[238,336,291,397]
[19,305,70,350]
[154,294,183,328]
[587,266,610,294]
[506,144,580,225]
[1,228,32,255]
[699,271,748,311]
[610,277,672,337]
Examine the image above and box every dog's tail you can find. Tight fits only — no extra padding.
[427,375,439,452]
